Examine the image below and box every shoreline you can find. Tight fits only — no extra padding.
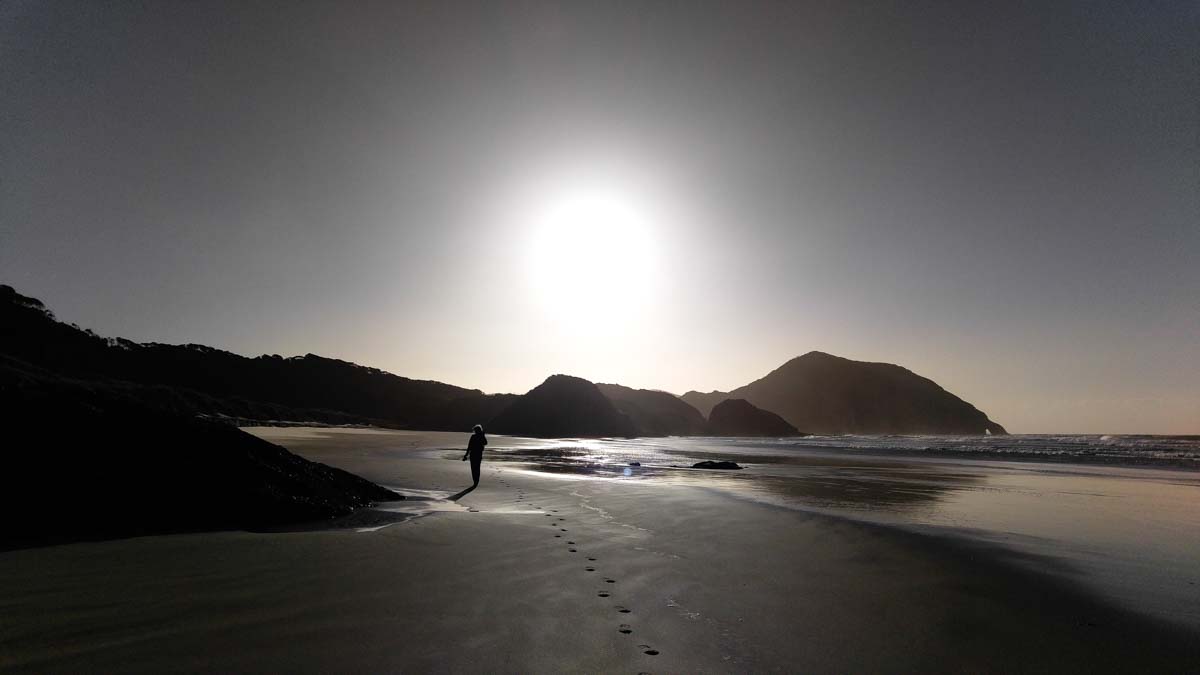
[1,427,1195,672]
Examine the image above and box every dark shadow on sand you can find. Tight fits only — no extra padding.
[448,485,477,501]
[255,503,416,533]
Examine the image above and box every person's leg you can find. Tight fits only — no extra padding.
[470,456,481,485]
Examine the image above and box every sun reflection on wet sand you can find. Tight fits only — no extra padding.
[483,436,1200,629]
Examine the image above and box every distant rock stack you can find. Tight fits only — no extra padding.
[488,374,638,438]
[707,398,802,437]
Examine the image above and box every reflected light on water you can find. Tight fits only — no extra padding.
[479,435,1200,629]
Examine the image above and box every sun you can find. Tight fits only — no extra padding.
[526,185,659,318]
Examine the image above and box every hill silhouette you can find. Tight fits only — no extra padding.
[683,351,1007,435]
[0,284,491,429]
[707,398,802,437]
[433,392,522,431]
[489,375,637,438]
[4,286,1006,437]
[596,383,708,436]
[678,390,731,420]
[0,285,701,436]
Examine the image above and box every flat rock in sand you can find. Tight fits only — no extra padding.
[692,460,743,470]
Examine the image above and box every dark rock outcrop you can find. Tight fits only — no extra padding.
[707,398,802,437]
[0,356,399,549]
[686,351,1007,435]
[596,383,708,436]
[488,374,637,438]
[692,460,743,470]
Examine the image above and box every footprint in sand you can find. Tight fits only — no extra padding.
[597,591,610,597]
[567,541,575,544]
[585,567,595,572]
[604,578,615,583]
[618,624,632,634]
[638,645,659,656]
[560,528,568,532]
[554,534,561,538]
[615,606,631,613]
[568,548,577,553]
[587,557,597,561]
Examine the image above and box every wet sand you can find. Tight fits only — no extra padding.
[1,427,1196,673]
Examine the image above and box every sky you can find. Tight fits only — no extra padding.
[1,1,1196,434]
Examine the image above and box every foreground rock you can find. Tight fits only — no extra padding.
[707,398,802,437]
[692,460,743,470]
[488,374,637,438]
[0,356,399,549]
[683,351,1007,435]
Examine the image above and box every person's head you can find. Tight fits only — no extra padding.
[473,424,484,434]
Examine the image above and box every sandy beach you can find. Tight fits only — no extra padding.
[6,1,1195,671]
[1,427,1196,673]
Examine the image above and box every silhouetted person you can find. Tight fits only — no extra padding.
[461,424,487,486]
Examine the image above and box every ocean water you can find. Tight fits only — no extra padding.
[491,433,1200,469]
[480,433,1200,630]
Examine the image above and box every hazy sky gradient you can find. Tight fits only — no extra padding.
[2,1,1196,433]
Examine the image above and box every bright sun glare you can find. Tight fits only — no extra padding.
[526,185,659,318]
